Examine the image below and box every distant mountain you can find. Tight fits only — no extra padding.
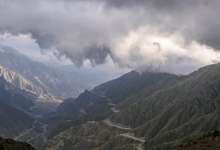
[0,44,116,99]
[0,75,51,146]
[43,71,181,126]
[56,64,123,82]
[44,90,112,126]
[0,65,43,95]
[0,76,36,110]
[0,77,35,138]
[37,63,220,150]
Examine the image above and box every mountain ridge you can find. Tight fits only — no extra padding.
[0,64,43,95]
[39,63,220,150]
[0,44,117,99]
[1,44,220,150]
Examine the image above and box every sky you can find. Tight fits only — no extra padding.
[0,0,220,74]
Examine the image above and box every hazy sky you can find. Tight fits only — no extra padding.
[0,0,220,74]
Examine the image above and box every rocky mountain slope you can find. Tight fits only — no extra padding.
[0,76,36,111]
[0,76,49,144]
[0,136,36,150]
[175,130,220,150]
[0,65,62,111]
[1,44,220,149]
[0,44,115,99]
[0,90,34,139]
[43,71,180,126]
[36,63,220,150]
[0,65,42,96]
[0,44,123,148]
[0,100,34,139]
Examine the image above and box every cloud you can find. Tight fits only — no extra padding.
[56,45,111,67]
[0,0,220,74]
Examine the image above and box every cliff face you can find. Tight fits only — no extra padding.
[0,137,36,150]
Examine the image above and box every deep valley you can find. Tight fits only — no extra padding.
[1,45,220,150]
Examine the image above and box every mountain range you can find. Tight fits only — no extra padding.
[1,44,220,149]
[0,44,122,148]
[30,63,220,150]
[0,44,119,99]
[0,76,35,139]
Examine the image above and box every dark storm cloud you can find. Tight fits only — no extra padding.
[72,0,196,11]
[196,22,220,51]
[103,0,178,9]
[67,0,220,51]
[84,45,111,66]
[31,32,57,49]
[63,45,111,67]
[0,0,220,74]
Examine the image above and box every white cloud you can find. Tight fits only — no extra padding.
[110,27,220,73]
[0,0,220,74]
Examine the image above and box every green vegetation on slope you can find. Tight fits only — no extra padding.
[175,130,220,150]
[38,63,220,150]
[0,137,36,150]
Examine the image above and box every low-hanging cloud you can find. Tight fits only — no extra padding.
[0,0,220,74]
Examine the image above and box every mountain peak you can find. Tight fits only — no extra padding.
[0,44,4,52]
[0,45,25,56]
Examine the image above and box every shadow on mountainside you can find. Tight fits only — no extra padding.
[175,130,220,150]
[0,137,36,150]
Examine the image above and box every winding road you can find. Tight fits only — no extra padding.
[14,114,48,145]
[90,91,120,113]
[14,125,35,140]
[79,109,87,115]
[120,133,145,142]
[26,123,48,143]
[103,119,131,130]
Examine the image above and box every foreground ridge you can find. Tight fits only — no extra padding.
[175,130,220,150]
[0,137,36,150]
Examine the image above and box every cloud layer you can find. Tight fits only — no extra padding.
[1,0,220,74]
